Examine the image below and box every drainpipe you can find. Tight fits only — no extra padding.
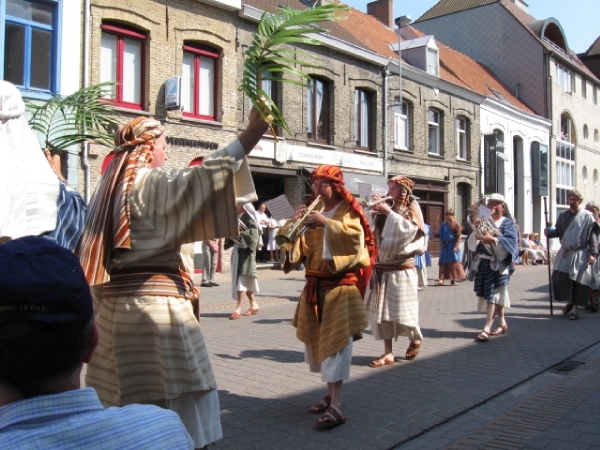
[383,68,389,180]
[81,0,91,201]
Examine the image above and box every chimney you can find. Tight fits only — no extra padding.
[367,0,393,29]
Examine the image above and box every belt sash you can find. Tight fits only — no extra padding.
[103,267,200,301]
[304,269,358,323]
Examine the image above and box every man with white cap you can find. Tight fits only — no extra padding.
[467,194,519,342]
[544,190,598,319]
[0,236,194,449]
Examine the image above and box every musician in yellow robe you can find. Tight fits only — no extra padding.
[283,165,374,429]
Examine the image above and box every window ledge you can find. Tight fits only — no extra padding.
[180,116,223,127]
[456,157,470,163]
[307,141,335,150]
[354,149,378,156]
[428,153,443,159]
[111,105,151,115]
[393,145,411,152]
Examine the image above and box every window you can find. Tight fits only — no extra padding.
[101,23,145,109]
[584,124,589,140]
[181,44,218,120]
[582,79,587,99]
[456,117,467,160]
[595,87,598,105]
[394,100,408,150]
[583,166,588,184]
[354,89,371,150]
[426,48,439,76]
[555,63,572,94]
[556,114,576,208]
[4,0,57,93]
[428,109,440,155]
[255,70,279,135]
[595,129,599,143]
[307,77,329,143]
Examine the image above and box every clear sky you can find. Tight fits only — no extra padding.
[341,0,599,54]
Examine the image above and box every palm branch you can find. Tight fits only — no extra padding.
[25,82,118,154]
[239,3,349,137]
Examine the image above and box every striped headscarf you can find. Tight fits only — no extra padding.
[76,117,163,285]
[388,175,425,232]
[308,165,376,259]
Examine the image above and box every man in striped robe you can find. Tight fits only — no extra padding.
[467,194,519,342]
[76,108,270,449]
[283,165,374,429]
[365,176,426,366]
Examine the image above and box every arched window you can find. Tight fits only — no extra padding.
[101,23,146,109]
[354,89,372,150]
[428,109,441,155]
[394,100,409,150]
[307,77,330,144]
[456,117,468,160]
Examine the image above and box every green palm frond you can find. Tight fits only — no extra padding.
[239,3,349,137]
[25,82,118,153]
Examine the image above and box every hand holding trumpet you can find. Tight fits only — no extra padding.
[368,194,393,216]
[293,204,327,228]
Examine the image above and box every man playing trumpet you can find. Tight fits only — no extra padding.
[283,165,375,429]
[466,194,519,342]
[365,176,427,366]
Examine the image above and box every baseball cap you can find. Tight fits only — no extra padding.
[0,236,93,348]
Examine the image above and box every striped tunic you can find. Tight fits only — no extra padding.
[85,141,257,406]
[365,210,425,341]
[289,202,370,364]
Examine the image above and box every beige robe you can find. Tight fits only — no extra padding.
[85,141,256,406]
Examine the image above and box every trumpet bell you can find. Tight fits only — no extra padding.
[275,196,324,249]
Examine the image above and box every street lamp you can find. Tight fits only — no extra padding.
[394,15,412,148]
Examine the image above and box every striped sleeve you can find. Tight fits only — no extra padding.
[46,181,87,251]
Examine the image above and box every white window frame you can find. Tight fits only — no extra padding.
[394,100,408,150]
[353,89,370,149]
[456,117,467,160]
[426,48,439,76]
[428,109,440,155]
[555,63,572,94]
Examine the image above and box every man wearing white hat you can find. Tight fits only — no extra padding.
[467,194,519,342]
[545,190,598,319]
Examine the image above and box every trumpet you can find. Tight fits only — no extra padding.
[365,196,393,208]
[276,195,325,249]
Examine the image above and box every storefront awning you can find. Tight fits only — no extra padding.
[343,172,388,197]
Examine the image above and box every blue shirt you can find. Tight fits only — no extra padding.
[0,388,193,449]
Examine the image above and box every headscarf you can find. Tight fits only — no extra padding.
[388,176,425,231]
[76,116,163,285]
[308,165,377,261]
[0,81,60,239]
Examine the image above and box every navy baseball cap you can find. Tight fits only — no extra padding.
[0,236,93,348]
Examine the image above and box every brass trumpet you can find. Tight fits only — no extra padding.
[276,195,325,249]
[363,196,393,215]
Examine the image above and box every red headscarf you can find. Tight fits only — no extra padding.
[76,116,163,285]
[308,165,377,297]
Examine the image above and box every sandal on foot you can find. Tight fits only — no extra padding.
[315,405,346,430]
[476,331,490,342]
[229,312,241,320]
[490,324,508,336]
[242,307,259,316]
[308,395,331,414]
[369,356,395,368]
[405,341,421,360]
[569,312,579,320]
[434,281,444,286]
[562,303,574,315]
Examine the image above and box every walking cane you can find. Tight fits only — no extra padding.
[543,196,553,315]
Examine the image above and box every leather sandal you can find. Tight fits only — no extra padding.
[369,356,395,368]
[309,395,331,414]
[229,312,241,320]
[405,341,421,360]
[315,405,346,430]
[476,330,490,342]
[242,307,259,316]
[490,324,508,336]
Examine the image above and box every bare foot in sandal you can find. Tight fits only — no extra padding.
[309,395,331,413]
[316,405,346,429]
